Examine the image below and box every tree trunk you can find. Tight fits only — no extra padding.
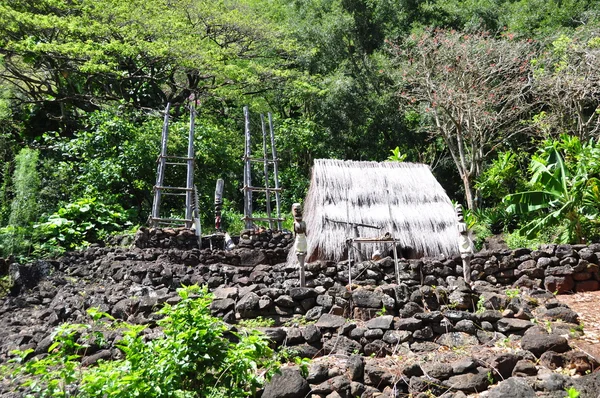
[462,173,475,210]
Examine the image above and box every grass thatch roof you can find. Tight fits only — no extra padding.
[291,159,460,264]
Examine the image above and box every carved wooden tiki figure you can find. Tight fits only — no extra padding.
[456,204,475,284]
[292,203,307,286]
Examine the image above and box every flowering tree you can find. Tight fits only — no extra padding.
[532,33,600,140]
[391,29,538,209]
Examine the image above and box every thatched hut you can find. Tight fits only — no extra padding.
[291,159,460,264]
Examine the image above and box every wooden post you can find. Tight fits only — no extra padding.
[393,242,400,285]
[348,240,353,289]
[185,103,196,228]
[261,114,273,229]
[214,178,224,231]
[268,113,282,230]
[193,185,202,248]
[243,106,253,229]
[353,224,363,262]
[151,103,171,226]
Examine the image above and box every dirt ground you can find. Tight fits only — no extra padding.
[557,291,600,362]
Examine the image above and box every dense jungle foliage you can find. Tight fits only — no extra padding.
[1,0,600,257]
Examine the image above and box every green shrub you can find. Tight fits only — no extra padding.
[8,148,40,227]
[0,225,33,258]
[33,197,133,254]
[0,161,11,225]
[10,285,280,398]
[504,228,558,250]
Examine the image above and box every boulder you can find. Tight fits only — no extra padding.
[520,326,570,357]
[487,377,536,398]
[443,367,490,393]
[262,368,310,398]
[323,336,362,356]
[315,313,347,329]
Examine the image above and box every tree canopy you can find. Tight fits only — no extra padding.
[2,0,600,255]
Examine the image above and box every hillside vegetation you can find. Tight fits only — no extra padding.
[1,0,600,257]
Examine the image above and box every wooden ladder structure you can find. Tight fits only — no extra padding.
[149,103,202,243]
[242,106,284,230]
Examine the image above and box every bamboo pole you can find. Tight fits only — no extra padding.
[261,114,273,229]
[268,113,282,230]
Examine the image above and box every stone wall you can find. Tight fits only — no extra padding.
[131,227,293,251]
[3,229,600,397]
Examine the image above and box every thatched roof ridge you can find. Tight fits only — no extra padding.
[292,159,460,264]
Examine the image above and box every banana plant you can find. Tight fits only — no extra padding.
[504,141,600,243]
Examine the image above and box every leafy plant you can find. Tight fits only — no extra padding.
[505,288,520,300]
[282,316,316,327]
[10,285,280,398]
[33,198,132,253]
[238,316,276,328]
[476,295,486,314]
[476,151,527,209]
[565,386,580,398]
[387,146,407,162]
[505,137,600,243]
[486,370,494,385]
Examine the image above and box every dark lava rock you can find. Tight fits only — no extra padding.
[537,306,580,324]
[289,287,317,300]
[307,363,329,384]
[366,315,394,330]
[352,290,382,308]
[487,353,520,379]
[285,327,304,345]
[364,328,384,340]
[364,362,395,388]
[382,330,411,345]
[262,367,310,398]
[520,326,570,357]
[421,362,453,380]
[302,324,322,343]
[363,340,390,358]
[323,335,362,356]
[443,367,490,393]
[409,376,444,395]
[412,326,434,340]
[315,313,347,329]
[487,377,536,398]
[512,359,538,377]
[451,358,477,374]
[236,292,260,317]
[394,317,423,331]
[436,332,479,348]
[347,355,365,381]
[496,318,534,333]
[398,363,421,379]
[210,298,235,314]
[312,375,352,398]
[291,343,320,358]
[568,371,600,398]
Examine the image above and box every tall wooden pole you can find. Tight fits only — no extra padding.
[185,103,196,228]
[151,103,171,226]
[243,106,253,229]
[268,113,282,230]
[261,114,273,229]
